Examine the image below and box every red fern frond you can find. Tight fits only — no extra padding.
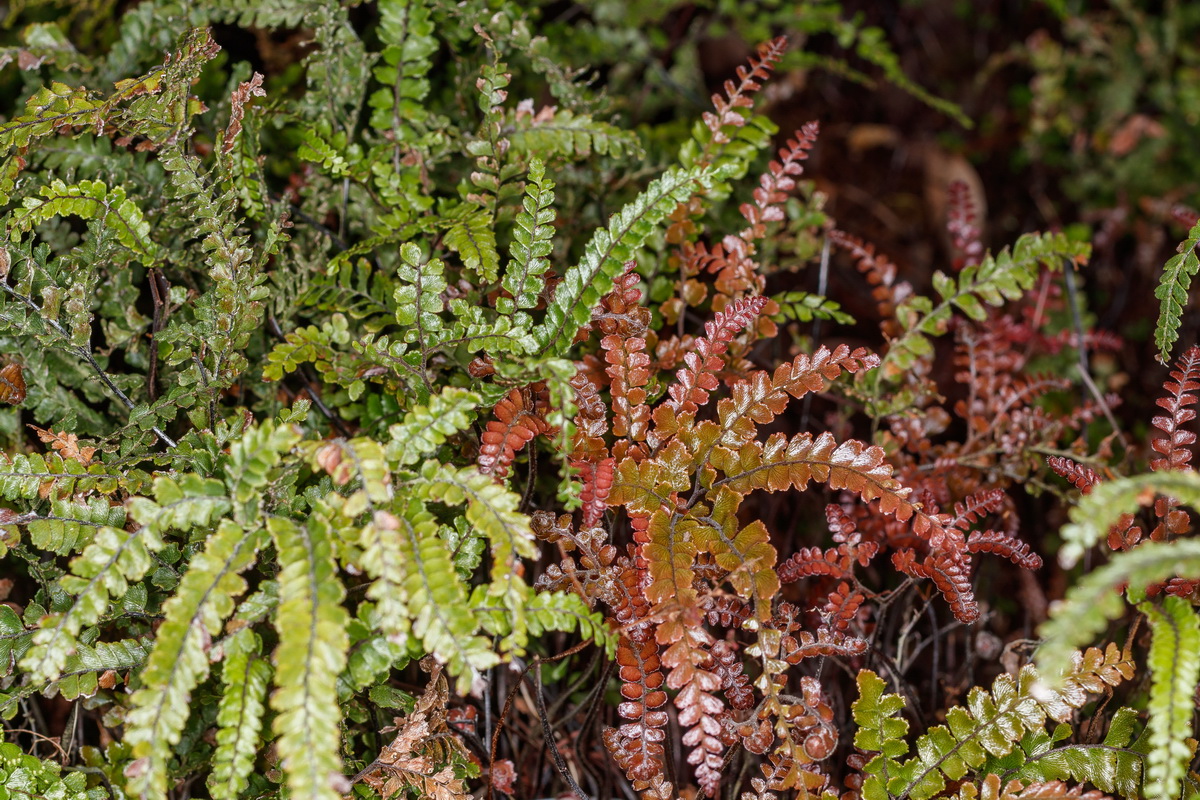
[950,488,1008,531]
[711,639,754,710]
[828,505,881,566]
[780,627,868,663]
[1164,578,1200,599]
[1108,514,1143,551]
[966,530,1042,570]
[1150,345,1200,471]
[577,457,615,528]
[659,621,726,797]
[613,635,669,782]
[790,676,838,763]
[738,122,819,244]
[569,370,609,462]
[478,383,552,478]
[702,36,788,144]
[778,547,853,584]
[703,594,752,628]
[667,295,768,414]
[946,179,983,271]
[828,229,913,338]
[1046,455,1100,493]
[892,550,979,623]
[604,333,652,445]
[596,264,652,338]
[716,345,879,448]
[823,582,866,632]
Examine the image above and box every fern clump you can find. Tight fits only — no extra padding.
[0,3,1194,800]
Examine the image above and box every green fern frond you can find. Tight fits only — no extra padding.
[394,242,447,344]
[208,628,271,800]
[979,706,1144,799]
[392,493,499,691]
[0,742,101,800]
[879,232,1090,384]
[367,0,436,141]
[27,497,126,556]
[500,158,556,314]
[124,521,266,800]
[8,179,159,265]
[1139,596,1200,800]
[853,648,1131,800]
[443,206,500,283]
[1057,471,1200,567]
[770,290,855,325]
[1037,539,1200,682]
[506,107,643,160]
[21,474,230,683]
[533,163,729,356]
[385,386,480,468]
[1154,219,1200,363]
[268,514,349,800]
[54,638,150,701]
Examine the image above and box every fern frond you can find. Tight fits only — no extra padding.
[393,242,447,345]
[1138,596,1200,800]
[385,386,480,468]
[770,290,855,325]
[881,232,1090,381]
[125,520,266,800]
[1153,218,1200,363]
[507,106,642,160]
[667,295,767,414]
[208,628,271,800]
[965,530,1042,569]
[21,474,230,683]
[389,494,498,686]
[1150,345,1200,471]
[533,163,729,356]
[9,179,159,264]
[701,36,787,146]
[443,206,500,283]
[1056,471,1200,567]
[501,158,555,314]
[367,0,436,141]
[52,637,149,701]
[854,648,1131,800]
[478,384,551,479]
[268,514,350,800]
[947,179,983,271]
[714,344,878,449]
[1037,539,1200,681]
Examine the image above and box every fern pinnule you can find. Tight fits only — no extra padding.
[1150,344,1200,471]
